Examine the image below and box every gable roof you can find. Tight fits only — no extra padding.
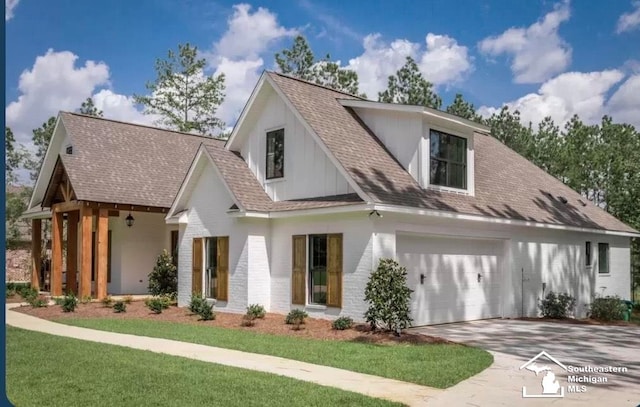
[267,72,637,234]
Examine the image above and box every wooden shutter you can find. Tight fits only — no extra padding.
[192,238,203,294]
[291,235,306,305]
[326,234,343,308]
[216,236,229,301]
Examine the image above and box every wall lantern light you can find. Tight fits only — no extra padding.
[125,212,135,227]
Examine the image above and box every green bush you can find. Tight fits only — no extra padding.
[8,282,32,299]
[53,297,65,306]
[285,309,308,330]
[198,301,215,321]
[101,296,114,308]
[364,258,413,334]
[28,296,48,308]
[188,293,207,314]
[80,295,93,304]
[241,313,256,327]
[20,287,39,302]
[148,250,177,299]
[332,316,354,330]
[145,296,171,314]
[246,304,266,319]
[61,293,78,313]
[589,295,625,321]
[113,301,127,313]
[539,291,576,319]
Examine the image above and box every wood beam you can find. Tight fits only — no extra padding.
[31,219,42,291]
[82,201,167,214]
[52,200,81,213]
[78,205,93,298]
[51,212,64,296]
[66,211,79,295]
[95,209,109,300]
[59,183,70,202]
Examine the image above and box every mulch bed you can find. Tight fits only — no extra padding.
[515,316,638,327]
[6,294,25,303]
[13,301,450,345]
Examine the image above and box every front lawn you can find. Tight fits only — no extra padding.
[6,327,401,407]
[59,318,493,388]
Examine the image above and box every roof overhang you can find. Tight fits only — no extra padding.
[338,99,491,134]
[19,205,52,220]
[165,210,188,225]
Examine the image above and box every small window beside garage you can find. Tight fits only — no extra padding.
[585,241,591,267]
[598,243,609,274]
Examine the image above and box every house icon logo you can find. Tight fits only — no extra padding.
[519,351,567,398]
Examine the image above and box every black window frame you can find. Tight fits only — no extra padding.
[597,243,609,274]
[266,128,284,180]
[308,234,328,305]
[585,241,591,267]
[429,129,467,189]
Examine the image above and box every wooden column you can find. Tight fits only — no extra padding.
[95,209,109,299]
[66,211,79,295]
[31,219,42,291]
[78,206,93,298]
[51,212,64,296]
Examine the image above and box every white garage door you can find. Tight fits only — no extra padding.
[397,234,503,326]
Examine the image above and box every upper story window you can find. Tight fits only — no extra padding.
[598,243,609,274]
[266,129,284,179]
[430,129,467,189]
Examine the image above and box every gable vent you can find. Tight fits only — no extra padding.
[65,145,73,155]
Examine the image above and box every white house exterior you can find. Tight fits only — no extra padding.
[26,72,637,326]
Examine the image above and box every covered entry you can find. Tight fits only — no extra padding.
[396,234,504,326]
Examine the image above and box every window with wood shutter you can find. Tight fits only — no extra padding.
[291,235,306,305]
[326,234,343,308]
[192,238,203,294]
[216,236,229,301]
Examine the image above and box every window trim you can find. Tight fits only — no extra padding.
[308,234,328,305]
[265,128,285,180]
[585,241,591,267]
[428,128,468,191]
[204,237,219,300]
[597,243,610,274]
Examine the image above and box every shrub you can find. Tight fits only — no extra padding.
[148,250,177,299]
[241,313,256,327]
[589,295,625,321]
[332,316,354,330]
[80,295,93,304]
[122,295,134,304]
[197,301,215,321]
[246,304,266,319]
[10,283,33,299]
[20,287,39,302]
[61,293,78,313]
[188,293,207,314]
[285,309,308,330]
[113,301,127,313]
[53,297,66,306]
[101,296,114,308]
[28,295,48,308]
[6,286,16,298]
[364,258,413,334]
[145,296,171,314]
[539,291,576,319]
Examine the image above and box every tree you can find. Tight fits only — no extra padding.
[135,43,226,136]
[25,116,57,182]
[445,94,483,123]
[78,97,103,117]
[148,250,178,299]
[378,56,442,109]
[485,106,534,159]
[5,127,25,184]
[275,35,364,96]
[364,258,413,335]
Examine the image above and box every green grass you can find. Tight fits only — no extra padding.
[6,327,402,407]
[59,318,493,388]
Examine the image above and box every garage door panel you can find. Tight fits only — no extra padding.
[397,234,503,326]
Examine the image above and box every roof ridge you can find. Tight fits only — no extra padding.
[266,71,367,100]
[63,112,226,142]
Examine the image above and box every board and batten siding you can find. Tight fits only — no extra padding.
[240,87,354,201]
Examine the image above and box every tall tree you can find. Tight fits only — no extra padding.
[5,127,25,184]
[78,97,103,117]
[445,94,483,123]
[135,43,226,136]
[25,116,57,182]
[485,106,534,159]
[275,35,364,96]
[378,56,442,109]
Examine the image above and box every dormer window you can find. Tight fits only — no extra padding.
[430,130,467,189]
[266,128,284,179]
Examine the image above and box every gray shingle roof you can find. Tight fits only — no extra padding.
[267,72,637,234]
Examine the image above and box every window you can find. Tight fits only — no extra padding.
[430,129,467,189]
[309,235,327,304]
[205,237,218,299]
[266,129,284,179]
[598,243,609,274]
[170,230,179,267]
[585,241,591,267]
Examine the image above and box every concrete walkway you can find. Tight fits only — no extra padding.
[6,304,440,406]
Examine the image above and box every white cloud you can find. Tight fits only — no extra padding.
[478,1,572,84]
[616,1,640,33]
[6,49,110,145]
[92,89,157,125]
[5,0,19,21]
[213,57,263,125]
[477,70,640,129]
[347,33,472,99]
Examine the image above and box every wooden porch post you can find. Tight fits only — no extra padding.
[31,219,42,291]
[95,209,109,299]
[50,212,64,296]
[66,211,79,294]
[79,206,93,298]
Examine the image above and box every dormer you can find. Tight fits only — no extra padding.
[340,99,489,197]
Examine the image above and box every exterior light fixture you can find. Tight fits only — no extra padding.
[125,212,135,227]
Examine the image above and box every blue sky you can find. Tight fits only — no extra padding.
[5,0,640,149]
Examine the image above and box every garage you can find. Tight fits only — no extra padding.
[396,234,504,326]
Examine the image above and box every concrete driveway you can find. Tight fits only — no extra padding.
[411,319,640,406]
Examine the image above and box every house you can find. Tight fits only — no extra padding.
[24,72,638,325]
